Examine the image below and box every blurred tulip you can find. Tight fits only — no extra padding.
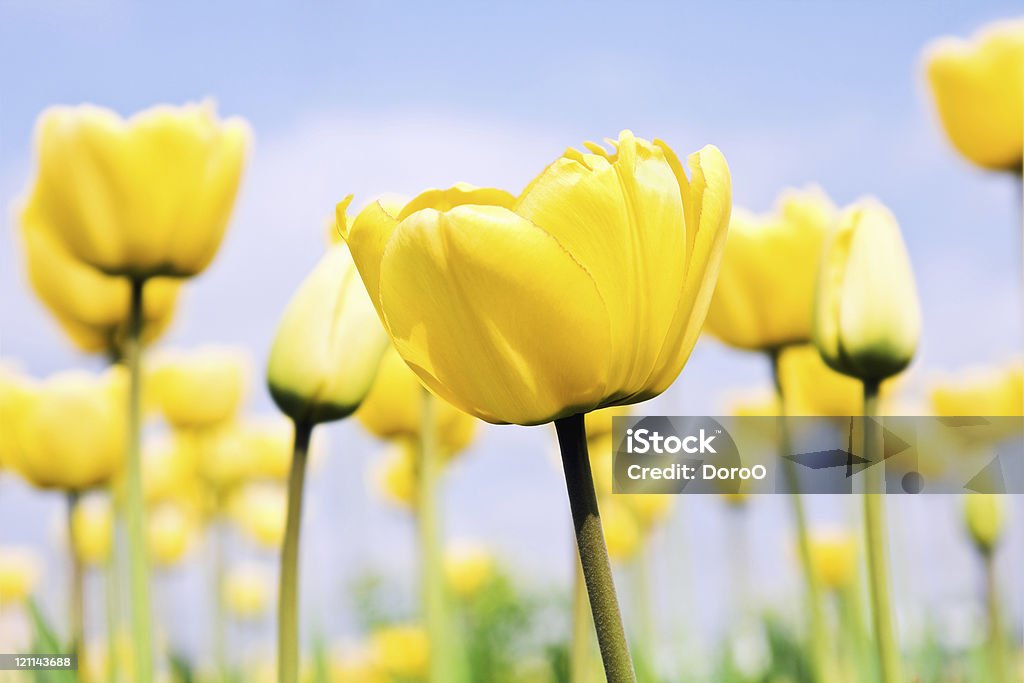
[813,199,920,382]
[931,361,1024,416]
[357,346,478,457]
[330,644,386,683]
[223,564,271,620]
[373,441,417,509]
[623,493,673,533]
[246,417,295,480]
[924,20,1024,172]
[808,530,858,591]
[371,624,429,679]
[227,482,287,549]
[963,494,1006,555]
[342,131,731,426]
[138,435,205,507]
[147,501,195,567]
[0,547,41,606]
[19,220,180,356]
[444,541,496,599]
[602,498,641,562]
[192,424,256,493]
[149,347,248,430]
[584,405,632,441]
[267,243,390,427]
[21,101,248,279]
[0,365,34,470]
[71,494,114,567]
[777,344,882,417]
[9,368,126,490]
[705,187,837,350]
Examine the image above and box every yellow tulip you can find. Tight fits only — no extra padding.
[342,131,731,425]
[371,624,429,679]
[330,645,386,683]
[813,199,920,382]
[19,218,180,355]
[227,482,287,549]
[584,405,632,441]
[0,547,41,606]
[71,494,114,566]
[356,346,478,457]
[808,530,858,591]
[931,361,1023,416]
[267,242,391,427]
[10,367,126,490]
[602,498,641,561]
[148,347,248,430]
[705,187,837,350]
[223,563,270,619]
[924,20,1024,171]
[0,365,34,470]
[147,501,195,567]
[443,541,495,599]
[246,416,295,480]
[963,494,1006,554]
[778,344,873,417]
[623,493,673,533]
[191,424,255,492]
[139,435,204,505]
[22,101,248,279]
[372,441,417,509]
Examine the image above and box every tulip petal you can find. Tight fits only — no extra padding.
[378,204,612,425]
[646,144,732,394]
[347,198,404,311]
[516,131,687,398]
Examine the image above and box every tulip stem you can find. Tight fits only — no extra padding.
[984,548,1009,683]
[66,491,85,681]
[278,419,313,683]
[770,351,829,683]
[417,388,455,683]
[569,555,594,683]
[124,278,153,683]
[211,506,228,682]
[862,379,902,683]
[555,413,637,683]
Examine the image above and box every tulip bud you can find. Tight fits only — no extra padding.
[808,530,858,590]
[813,200,920,382]
[222,564,271,620]
[147,502,195,567]
[267,243,390,427]
[963,494,1005,555]
[371,625,429,680]
[227,482,287,549]
[0,547,41,605]
[71,495,114,567]
[9,368,126,491]
[443,542,495,599]
[148,347,248,430]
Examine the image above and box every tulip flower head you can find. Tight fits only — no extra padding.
[71,494,114,567]
[149,347,248,430]
[342,131,731,425]
[813,199,920,382]
[443,541,496,599]
[373,441,417,509]
[19,220,180,356]
[147,501,196,567]
[0,547,41,607]
[9,367,126,491]
[371,624,429,679]
[963,494,1006,555]
[0,365,34,471]
[223,564,271,620]
[267,242,391,427]
[227,482,288,549]
[22,101,248,280]
[931,360,1024,417]
[808,530,858,591]
[357,346,478,457]
[705,187,837,350]
[777,344,889,417]
[602,498,642,561]
[924,20,1024,172]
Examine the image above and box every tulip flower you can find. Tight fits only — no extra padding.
[373,442,417,508]
[357,346,478,457]
[147,501,196,567]
[931,360,1023,417]
[812,198,919,683]
[813,199,920,383]
[21,101,249,683]
[331,646,387,683]
[149,347,248,430]
[227,482,288,549]
[0,547,41,607]
[8,368,126,491]
[266,241,389,683]
[963,493,1010,683]
[371,625,430,679]
[808,531,857,591]
[777,344,892,417]
[443,542,495,599]
[705,187,837,350]
[0,365,33,471]
[924,20,1024,173]
[19,218,180,358]
[71,495,114,567]
[223,564,271,620]
[964,494,1005,555]
[343,131,730,682]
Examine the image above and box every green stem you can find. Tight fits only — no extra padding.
[632,543,656,681]
[984,549,1009,683]
[66,491,85,682]
[417,389,453,683]
[837,584,872,683]
[555,413,636,683]
[770,350,829,683]
[862,379,902,683]
[278,420,314,683]
[124,278,153,683]
[569,556,594,683]
[105,543,120,683]
[211,507,227,682]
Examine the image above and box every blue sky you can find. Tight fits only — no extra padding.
[0,0,1021,663]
